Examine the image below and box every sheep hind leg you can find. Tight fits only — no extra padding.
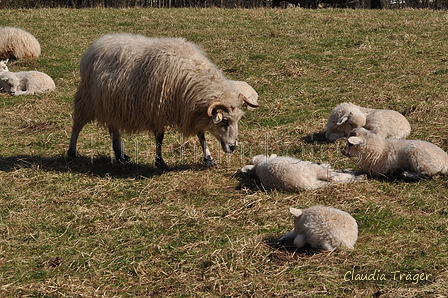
[67,120,86,159]
[109,126,130,163]
[155,132,169,170]
[197,132,216,168]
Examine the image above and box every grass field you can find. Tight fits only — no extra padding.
[0,7,447,297]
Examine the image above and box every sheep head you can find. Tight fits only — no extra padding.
[205,91,259,154]
[343,128,368,157]
[205,99,244,154]
[0,73,18,94]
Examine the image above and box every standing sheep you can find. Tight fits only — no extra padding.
[344,127,448,180]
[277,206,358,250]
[67,34,259,169]
[241,154,362,191]
[0,70,55,96]
[325,102,411,141]
[0,27,41,60]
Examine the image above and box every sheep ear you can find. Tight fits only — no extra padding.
[239,93,259,108]
[212,110,224,124]
[207,100,227,123]
[337,113,350,125]
[348,136,363,146]
[289,207,303,217]
[1,77,8,82]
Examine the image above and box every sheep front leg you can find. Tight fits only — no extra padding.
[277,230,297,246]
[109,126,130,163]
[197,132,216,168]
[155,132,168,170]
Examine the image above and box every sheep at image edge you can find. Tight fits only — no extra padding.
[325,102,411,141]
[241,154,363,191]
[278,206,358,250]
[0,70,55,96]
[0,27,41,60]
[344,127,448,181]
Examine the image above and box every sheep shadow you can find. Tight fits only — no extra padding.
[301,131,329,144]
[263,234,323,262]
[233,169,268,193]
[0,154,209,179]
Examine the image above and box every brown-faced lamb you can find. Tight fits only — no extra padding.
[277,206,358,250]
[0,70,55,96]
[67,34,259,169]
[0,27,41,60]
[241,154,362,191]
[325,102,411,141]
[344,127,448,181]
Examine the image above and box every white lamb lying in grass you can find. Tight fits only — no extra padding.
[344,127,448,181]
[0,70,55,95]
[241,154,362,191]
[325,102,411,141]
[278,206,358,250]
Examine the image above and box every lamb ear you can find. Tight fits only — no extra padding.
[337,112,350,125]
[289,207,303,217]
[347,136,363,146]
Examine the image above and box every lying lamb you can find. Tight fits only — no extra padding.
[0,70,55,96]
[241,154,362,191]
[325,102,411,141]
[277,206,358,250]
[344,127,448,180]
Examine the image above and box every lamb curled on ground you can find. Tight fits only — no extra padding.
[325,102,411,141]
[344,127,448,181]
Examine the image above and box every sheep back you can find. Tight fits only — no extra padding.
[74,34,245,136]
[0,27,41,60]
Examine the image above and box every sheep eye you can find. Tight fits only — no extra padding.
[222,118,230,126]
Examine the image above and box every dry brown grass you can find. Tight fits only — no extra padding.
[0,7,447,298]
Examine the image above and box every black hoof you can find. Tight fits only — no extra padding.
[204,156,216,168]
[155,156,169,171]
[66,150,77,160]
[117,154,131,163]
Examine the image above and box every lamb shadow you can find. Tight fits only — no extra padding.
[301,131,329,144]
[0,154,207,179]
[233,169,267,193]
[263,234,322,260]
